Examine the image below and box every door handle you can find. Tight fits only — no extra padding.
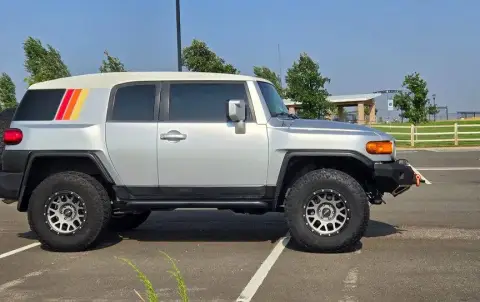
[160,130,187,141]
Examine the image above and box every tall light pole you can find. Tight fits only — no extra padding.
[176,0,182,71]
[432,93,436,121]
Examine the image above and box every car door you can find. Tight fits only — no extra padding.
[105,82,160,192]
[157,81,269,198]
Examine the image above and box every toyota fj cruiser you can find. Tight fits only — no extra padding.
[0,72,421,252]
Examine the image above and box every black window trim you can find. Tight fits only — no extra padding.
[162,80,257,123]
[106,81,163,123]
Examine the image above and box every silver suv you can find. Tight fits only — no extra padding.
[0,72,421,252]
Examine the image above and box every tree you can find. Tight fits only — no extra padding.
[253,66,284,97]
[23,37,70,86]
[182,39,239,74]
[285,52,332,119]
[393,72,437,124]
[0,73,17,110]
[99,50,126,73]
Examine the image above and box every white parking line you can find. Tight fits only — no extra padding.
[0,270,46,293]
[0,242,41,260]
[377,226,480,240]
[236,234,291,302]
[427,149,480,153]
[416,167,480,171]
[339,267,359,302]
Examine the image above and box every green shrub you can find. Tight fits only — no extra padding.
[117,251,189,302]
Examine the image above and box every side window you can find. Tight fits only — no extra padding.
[14,89,66,121]
[168,82,253,122]
[111,84,156,121]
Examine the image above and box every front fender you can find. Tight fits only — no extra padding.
[273,149,375,210]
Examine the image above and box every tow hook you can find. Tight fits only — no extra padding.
[415,174,421,187]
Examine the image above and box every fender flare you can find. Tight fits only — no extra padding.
[17,150,114,211]
[273,149,375,210]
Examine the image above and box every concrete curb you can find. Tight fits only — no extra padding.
[397,146,480,151]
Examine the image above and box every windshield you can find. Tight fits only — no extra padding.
[257,81,292,118]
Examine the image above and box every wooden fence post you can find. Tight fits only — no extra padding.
[410,124,415,147]
[454,123,458,146]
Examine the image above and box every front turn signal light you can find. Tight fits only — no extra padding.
[366,141,393,154]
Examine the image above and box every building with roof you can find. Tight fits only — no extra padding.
[284,93,381,124]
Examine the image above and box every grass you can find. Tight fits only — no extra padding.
[371,120,480,148]
[117,251,189,302]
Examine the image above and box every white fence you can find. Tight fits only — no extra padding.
[373,123,480,146]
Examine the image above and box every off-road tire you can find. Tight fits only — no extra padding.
[108,211,151,232]
[27,171,111,252]
[284,168,370,253]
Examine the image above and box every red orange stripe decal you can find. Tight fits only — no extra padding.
[54,88,89,120]
[63,89,82,120]
[55,89,74,120]
[70,89,89,120]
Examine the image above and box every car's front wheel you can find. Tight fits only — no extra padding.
[284,168,370,252]
[27,171,111,252]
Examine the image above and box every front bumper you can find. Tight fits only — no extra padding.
[374,159,420,196]
[0,171,23,201]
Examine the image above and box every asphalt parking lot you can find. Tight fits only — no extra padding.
[1,148,480,302]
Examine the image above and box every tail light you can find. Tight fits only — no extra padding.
[3,128,23,145]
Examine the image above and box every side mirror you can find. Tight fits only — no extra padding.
[228,99,246,122]
[227,99,246,134]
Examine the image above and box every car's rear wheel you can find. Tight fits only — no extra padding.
[284,168,369,252]
[108,211,151,232]
[27,171,111,252]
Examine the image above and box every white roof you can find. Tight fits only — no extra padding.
[284,93,381,106]
[29,71,271,90]
[328,93,381,103]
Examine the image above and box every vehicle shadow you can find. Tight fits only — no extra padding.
[364,220,406,238]
[17,210,403,253]
[286,220,405,254]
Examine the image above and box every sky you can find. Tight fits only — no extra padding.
[1,0,479,114]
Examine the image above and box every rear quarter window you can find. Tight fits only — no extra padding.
[13,89,66,121]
